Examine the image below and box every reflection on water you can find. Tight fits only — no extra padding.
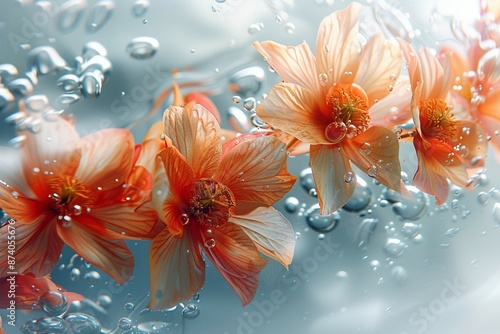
[1,0,500,333]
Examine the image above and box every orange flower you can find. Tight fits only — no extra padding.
[0,274,83,311]
[0,114,158,284]
[440,39,500,160]
[253,2,407,214]
[398,39,488,204]
[145,102,296,309]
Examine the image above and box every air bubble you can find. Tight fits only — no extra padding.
[304,204,340,233]
[182,303,200,319]
[284,197,300,213]
[118,317,133,330]
[383,238,407,258]
[41,291,68,317]
[126,37,159,60]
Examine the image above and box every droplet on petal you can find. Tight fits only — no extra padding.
[324,122,347,144]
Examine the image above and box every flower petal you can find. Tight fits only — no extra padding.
[163,104,221,178]
[356,34,403,105]
[148,227,205,310]
[215,136,296,206]
[0,216,63,278]
[316,2,362,85]
[453,120,488,169]
[21,116,81,198]
[310,144,356,215]
[478,114,500,161]
[256,82,330,144]
[252,41,320,94]
[368,75,412,128]
[418,48,451,101]
[231,206,295,268]
[202,223,268,306]
[413,136,470,205]
[0,274,83,310]
[152,147,194,237]
[398,38,424,134]
[266,129,311,156]
[184,91,221,123]
[75,129,135,191]
[57,222,134,284]
[137,121,165,173]
[343,127,403,194]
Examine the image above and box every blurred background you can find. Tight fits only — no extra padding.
[1,0,500,333]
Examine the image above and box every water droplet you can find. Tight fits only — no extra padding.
[57,93,83,106]
[80,71,103,98]
[243,97,256,110]
[64,313,101,333]
[142,18,148,24]
[343,177,373,212]
[319,73,328,86]
[126,37,159,60]
[97,294,112,309]
[284,197,300,213]
[204,238,216,248]
[304,204,340,233]
[477,191,489,206]
[299,167,316,195]
[124,302,135,311]
[25,95,49,112]
[232,96,241,103]
[41,291,68,316]
[7,78,33,96]
[132,0,150,17]
[84,271,101,283]
[182,303,200,319]
[0,87,14,112]
[82,41,108,60]
[57,0,87,31]
[118,317,133,330]
[444,227,461,237]
[383,186,429,220]
[70,268,81,281]
[86,0,114,32]
[21,316,72,333]
[383,238,406,258]
[179,213,189,225]
[356,218,378,251]
[325,121,347,143]
[8,135,27,149]
[248,23,264,34]
[370,260,380,271]
[359,142,372,155]
[284,22,295,34]
[275,14,283,23]
[400,222,420,238]
[391,266,407,285]
[229,66,265,96]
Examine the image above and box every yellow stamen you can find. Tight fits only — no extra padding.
[419,98,457,142]
[324,83,370,143]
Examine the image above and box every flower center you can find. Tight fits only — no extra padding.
[419,98,457,142]
[188,179,235,227]
[48,176,91,221]
[324,83,370,143]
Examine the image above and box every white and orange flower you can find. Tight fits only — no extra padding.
[0,114,158,284]
[399,39,488,204]
[253,2,409,214]
[143,101,297,309]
